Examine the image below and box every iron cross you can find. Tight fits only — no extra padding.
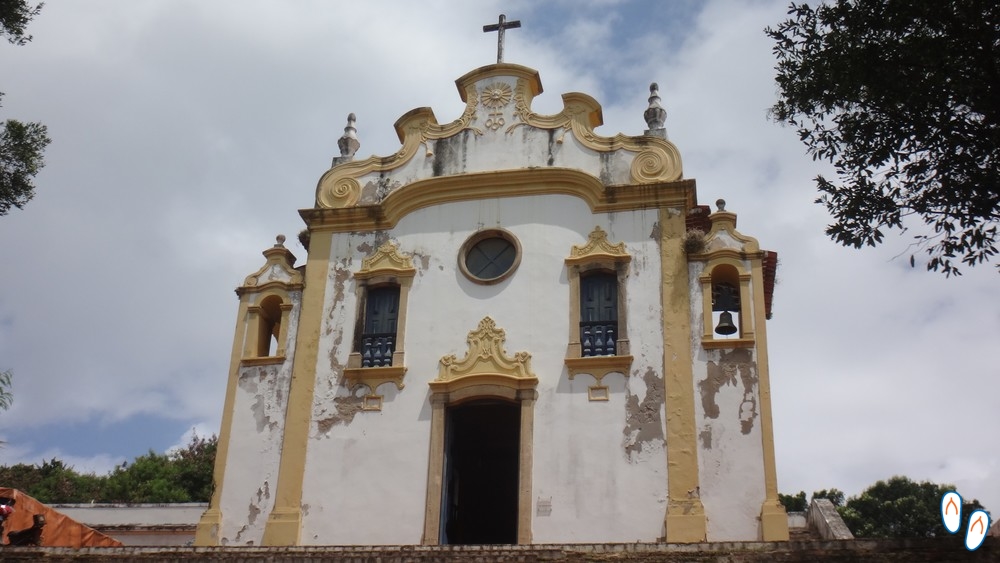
[483,14,521,63]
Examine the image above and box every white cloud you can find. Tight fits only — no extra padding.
[0,0,996,518]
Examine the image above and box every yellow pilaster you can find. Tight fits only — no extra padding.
[194,298,251,545]
[421,395,447,545]
[660,207,707,543]
[261,230,333,546]
[751,257,789,541]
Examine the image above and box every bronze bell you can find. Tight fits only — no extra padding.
[715,311,737,335]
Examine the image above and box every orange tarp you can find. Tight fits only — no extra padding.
[0,487,122,547]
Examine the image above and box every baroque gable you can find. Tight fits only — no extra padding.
[315,64,683,210]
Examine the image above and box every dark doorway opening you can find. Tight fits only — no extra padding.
[440,400,520,545]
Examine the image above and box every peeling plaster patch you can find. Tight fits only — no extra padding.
[326,259,351,365]
[247,501,260,525]
[699,426,712,449]
[301,503,310,517]
[623,367,665,461]
[237,370,258,394]
[316,395,364,434]
[360,177,401,204]
[326,258,351,324]
[240,367,280,433]
[700,348,759,434]
[233,524,248,545]
[411,250,431,274]
[250,394,277,433]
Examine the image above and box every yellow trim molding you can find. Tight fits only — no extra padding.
[343,365,407,394]
[660,207,707,542]
[566,355,633,402]
[565,355,633,385]
[303,170,696,233]
[750,251,788,540]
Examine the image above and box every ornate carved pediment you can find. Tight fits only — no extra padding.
[432,317,537,393]
[565,226,631,266]
[354,240,416,280]
[239,235,304,295]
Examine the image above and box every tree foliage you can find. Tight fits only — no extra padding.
[0,368,12,411]
[839,476,986,538]
[767,1,1000,276]
[0,0,50,217]
[0,0,42,46]
[812,488,845,507]
[779,488,846,512]
[0,434,217,503]
[779,490,808,512]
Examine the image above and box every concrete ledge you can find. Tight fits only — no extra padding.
[808,498,855,540]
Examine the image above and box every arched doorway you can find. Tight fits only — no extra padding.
[422,317,538,545]
[441,400,520,544]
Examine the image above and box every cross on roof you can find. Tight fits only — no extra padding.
[483,14,521,63]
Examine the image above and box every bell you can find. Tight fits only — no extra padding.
[715,311,738,336]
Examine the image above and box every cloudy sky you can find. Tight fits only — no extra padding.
[1,0,996,515]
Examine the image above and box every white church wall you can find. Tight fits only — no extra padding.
[298,194,667,544]
[217,291,301,545]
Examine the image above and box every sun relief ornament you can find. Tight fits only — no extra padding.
[481,81,513,132]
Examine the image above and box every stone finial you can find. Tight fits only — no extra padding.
[275,234,286,247]
[716,199,726,212]
[643,82,667,136]
[337,113,360,159]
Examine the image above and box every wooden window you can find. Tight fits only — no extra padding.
[580,272,618,357]
[360,285,400,367]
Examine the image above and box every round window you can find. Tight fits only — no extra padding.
[459,229,521,284]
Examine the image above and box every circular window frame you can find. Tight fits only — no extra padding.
[458,229,522,285]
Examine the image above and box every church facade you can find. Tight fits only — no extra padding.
[195,62,787,546]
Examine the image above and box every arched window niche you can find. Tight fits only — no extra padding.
[699,257,755,348]
[237,235,303,366]
[564,226,633,400]
[344,240,415,407]
[242,290,295,364]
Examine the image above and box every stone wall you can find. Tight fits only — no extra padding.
[0,539,993,562]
